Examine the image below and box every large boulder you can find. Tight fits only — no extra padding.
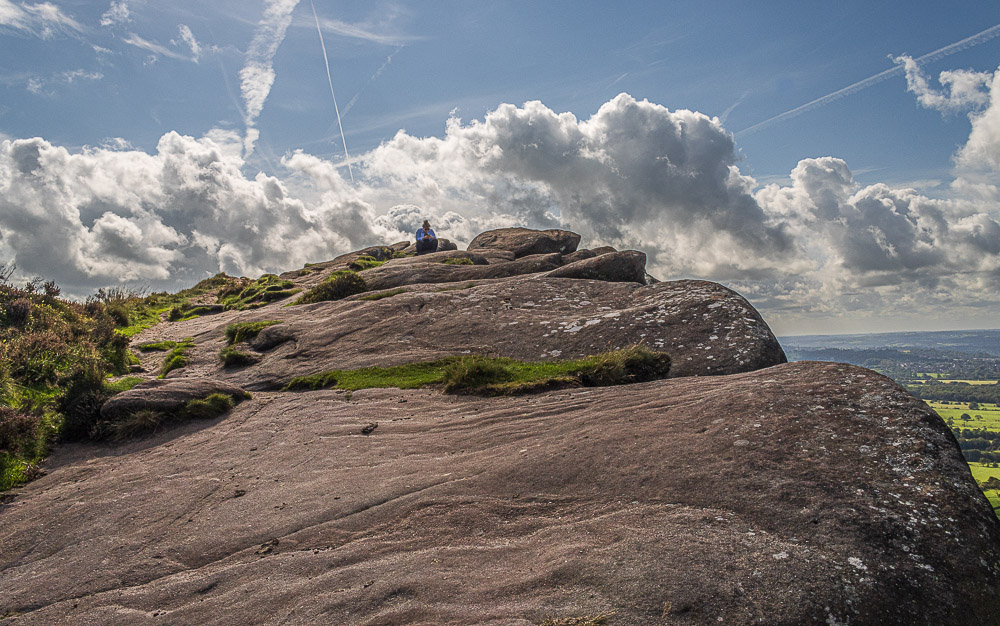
[546,250,646,283]
[217,277,785,390]
[467,227,581,258]
[4,362,999,624]
[100,378,248,421]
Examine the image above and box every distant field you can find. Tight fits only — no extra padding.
[926,401,1000,429]
[968,463,1000,511]
[912,378,999,385]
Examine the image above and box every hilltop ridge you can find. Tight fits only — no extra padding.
[2,228,999,625]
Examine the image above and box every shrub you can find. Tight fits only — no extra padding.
[5,298,31,327]
[58,361,111,441]
[224,320,281,345]
[0,407,41,456]
[297,270,367,304]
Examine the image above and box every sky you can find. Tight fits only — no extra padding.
[1,0,999,336]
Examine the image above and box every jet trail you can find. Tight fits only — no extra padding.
[736,22,1000,137]
[310,0,354,183]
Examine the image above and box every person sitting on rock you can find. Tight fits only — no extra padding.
[415,220,438,254]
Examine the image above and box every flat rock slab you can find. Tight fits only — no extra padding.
[468,227,581,257]
[100,378,248,421]
[2,362,998,624]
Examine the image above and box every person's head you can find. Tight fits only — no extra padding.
[422,220,430,229]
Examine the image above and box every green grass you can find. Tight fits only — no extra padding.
[928,401,1000,430]
[347,255,387,271]
[225,320,282,345]
[137,340,183,352]
[159,338,195,378]
[442,257,475,265]
[219,346,258,367]
[108,392,249,440]
[104,376,143,394]
[357,288,408,301]
[217,275,300,310]
[284,345,671,395]
[970,463,1000,511]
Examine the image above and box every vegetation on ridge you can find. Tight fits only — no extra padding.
[283,345,671,395]
[295,270,367,305]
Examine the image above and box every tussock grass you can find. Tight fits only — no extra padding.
[296,270,367,305]
[108,392,247,440]
[284,346,670,395]
[347,255,386,271]
[218,274,299,310]
[159,338,195,378]
[137,340,182,352]
[219,346,258,368]
[225,320,281,345]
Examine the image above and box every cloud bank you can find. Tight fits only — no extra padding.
[1,89,998,330]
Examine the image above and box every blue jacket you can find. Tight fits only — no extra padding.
[416,228,436,240]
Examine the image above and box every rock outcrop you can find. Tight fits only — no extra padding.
[1,227,998,625]
[100,378,248,421]
[2,363,998,624]
[467,227,581,257]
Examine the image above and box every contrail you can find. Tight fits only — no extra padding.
[736,22,1000,137]
[342,46,402,117]
[310,0,354,183]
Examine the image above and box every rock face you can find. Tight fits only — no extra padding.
[3,363,998,624]
[99,378,247,421]
[545,250,647,283]
[467,227,581,257]
[2,228,998,625]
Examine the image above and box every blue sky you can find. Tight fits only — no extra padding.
[1,0,999,335]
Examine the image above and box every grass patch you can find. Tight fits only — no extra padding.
[347,255,387,271]
[442,257,474,265]
[137,340,183,352]
[159,338,195,378]
[108,392,247,441]
[225,320,282,345]
[296,270,367,305]
[358,288,408,301]
[218,275,300,310]
[284,345,670,395]
[104,377,143,394]
[392,249,415,259]
[219,346,258,368]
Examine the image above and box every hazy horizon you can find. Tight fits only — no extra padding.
[2,1,999,336]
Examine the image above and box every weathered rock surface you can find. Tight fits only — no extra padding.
[379,249,490,267]
[99,378,248,421]
[468,227,581,257]
[207,277,784,390]
[357,253,564,292]
[545,250,647,283]
[3,362,998,624]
